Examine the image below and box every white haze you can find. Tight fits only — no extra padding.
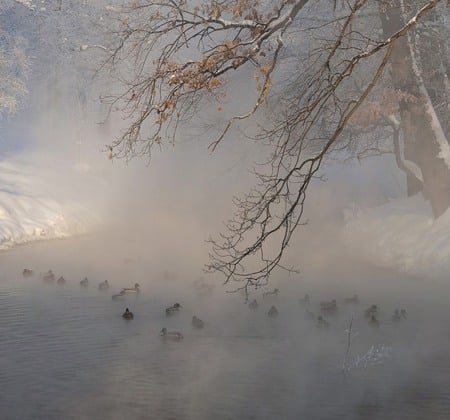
[1,12,450,419]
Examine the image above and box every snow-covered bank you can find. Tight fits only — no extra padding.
[0,157,98,251]
[344,195,450,279]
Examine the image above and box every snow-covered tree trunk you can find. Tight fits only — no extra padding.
[380,0,450,218]
[415,6,450,141]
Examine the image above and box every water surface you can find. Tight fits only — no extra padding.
[1,233,450,419]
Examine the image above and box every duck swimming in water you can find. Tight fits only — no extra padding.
[122,308,134,320]
[165,303,182,316]
[23,269,34,278]
[112,290,126,300]
[268,305,279,318]
[344,294,359,304]
[365,304,378,319]
[369,314,380,327]
[57,276,66,285]
[121,283,140,294]
[192,316,205,329]
[42,270,55,283]
[248,299,259,310]
[305,309,316,321]
[317,315,330,329]
[98,280,109,290]
[80,277,89,287]
[193,278,214,299]
[320,299,337,315]
[299,294,310,305]
[263,288,279,299]
[392,309,402,322]
[160,327,183,340]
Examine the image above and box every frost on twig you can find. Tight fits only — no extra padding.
[13,0,35,11]
[105,0,442,289]
[342,316,392,373]
[344,345,392,372]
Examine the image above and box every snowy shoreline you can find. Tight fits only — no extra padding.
[343,195,450,280]
[0,157,97,252]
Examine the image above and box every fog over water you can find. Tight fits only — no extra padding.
[1,1,450,418]
[0,98,448,419]
[2,209,450,419]
[0,19,446,419]
[1,110,450,419]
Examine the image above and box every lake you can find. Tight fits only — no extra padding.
[1,233,450,419]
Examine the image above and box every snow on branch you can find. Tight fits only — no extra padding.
[12,0,35,11]
[105,0,442,289]
[400,0,450,170]
[105,0,313,158]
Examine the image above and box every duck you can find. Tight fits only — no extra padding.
[320,299,337,315]
[317,315,330,329]
[98,280,110,290]
[112,290,126,300]
[344,294,359,304]
[122,308,134,320]
[268,305,279,318]
[192,316,205,329]
[248,299,259,310]
[369,314,380,327]
[80,277,89,287]
[165,303,182,316]
[299,294,310,305]
[22,269,34,278]
[160,327,183,340]
[42,270,55,283]
[365,304,378,318]
[193,278,214,298]
[56,276,66,285]
[392,309,402,322]
[305,309,316,320]
[263,288,279,299]
[121,283,140,294]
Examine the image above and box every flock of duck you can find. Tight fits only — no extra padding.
[23,268,408,337]
[311,293,407,329]
[247,291,408,329]
[22,268,205,340]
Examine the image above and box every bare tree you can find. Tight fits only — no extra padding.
[104,0,446,292]
[0,28,28,120]
[5,0,121,128]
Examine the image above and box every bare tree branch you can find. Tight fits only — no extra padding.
[104,0,443,290]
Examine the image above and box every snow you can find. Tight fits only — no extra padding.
[13,0,35,11]
[343,2,450,278]
[344,194,450,279]
[402,159,423,184]
[401,0,450,171]
[0,157,96,251]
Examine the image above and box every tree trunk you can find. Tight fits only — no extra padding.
[379,0,450,218]
[415,6,450,141]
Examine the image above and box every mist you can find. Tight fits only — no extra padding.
[2,104,449,419]
[1,1,450,419]
[2,194,450,419]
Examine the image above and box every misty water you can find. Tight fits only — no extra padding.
[2,232,450,419]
